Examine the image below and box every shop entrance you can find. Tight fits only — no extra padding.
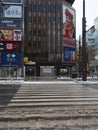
[0,67,21,78]
[25,66,36,76]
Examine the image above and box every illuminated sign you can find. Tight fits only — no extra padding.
[0,29,22,41]
[0,42,21,51]
[4,6,22,18]
[0,52,22,66]
[63,46,76,62]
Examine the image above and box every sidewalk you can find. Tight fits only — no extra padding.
[0,76,98,85]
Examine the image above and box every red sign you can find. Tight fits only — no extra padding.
[6,43,13,50]
[0,29,22,41]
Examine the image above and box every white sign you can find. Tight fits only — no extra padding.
[14,30,22,41]
[4,6,22,18]
[42,66,54,73]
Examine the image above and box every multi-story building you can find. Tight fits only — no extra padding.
[86,17,98,75]
[89,17,98,75]
[94,17,98,59]
[24,0,76,77]
[86,26,95,61]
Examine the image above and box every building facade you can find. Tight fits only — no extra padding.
[0,0,24,78]
[86,17,98,75]
[86,26,95,61]
[24,0,76,77]
[94,17,98,59]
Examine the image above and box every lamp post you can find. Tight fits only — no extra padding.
[79,35,82,77]
[82,0,87,81]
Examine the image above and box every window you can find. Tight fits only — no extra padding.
[29,5,32,12]
[33,29,37,36]
[51,5,55,12]
[33,4,37,12]
[33,16,37,24]
[43,5,47,12]
[48,5,51,12]
[38,5,42,12]
[38,29,41,36]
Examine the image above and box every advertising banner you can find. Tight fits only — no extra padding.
[63,4,76,47]
[0,29,22,41]
[0,29,14,41]
[0,52,22,66]
[63,46,76,62]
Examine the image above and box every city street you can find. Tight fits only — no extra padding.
[0,80,98,129]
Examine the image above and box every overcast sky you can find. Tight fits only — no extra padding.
[73,0,98,39]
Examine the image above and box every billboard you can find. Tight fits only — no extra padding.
[63,4,76,47]
[0,29,22,41]
[0,51,22,66]
[63,46,76,62]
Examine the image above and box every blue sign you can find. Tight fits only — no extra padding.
[0,18,22,28]
[0,51,22,66]
[63,46,76,62]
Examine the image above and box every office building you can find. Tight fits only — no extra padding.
[24,0,76,77]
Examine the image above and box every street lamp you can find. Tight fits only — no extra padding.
[79,35,82,77]
[82,0,87,81]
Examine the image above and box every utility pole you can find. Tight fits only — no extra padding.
[82,0,87,81]
[79,35,81,78]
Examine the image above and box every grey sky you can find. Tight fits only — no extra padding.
[73,0,98,39]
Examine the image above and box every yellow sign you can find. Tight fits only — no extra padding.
[24,57,28,63]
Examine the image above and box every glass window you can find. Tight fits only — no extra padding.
[48,17,51,24]
[33,16,37,24]
[33,4,37,12]
[33,41,37,48]
[33,29,37,35]
[38,29,41,36]
[38,41,41,48]
[56,5,60,12]
[38,5,42,12]
[29,5,32,12]
[51,5,55,12]
[48,5,51,12]
[44,5,47,12]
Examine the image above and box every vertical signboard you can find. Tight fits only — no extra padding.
[62,4,76,62]
[0,0,24,76]
[0,29,22,41]
[63,46,75,62]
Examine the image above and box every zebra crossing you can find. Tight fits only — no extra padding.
[7,83,98,108]
[4,83,98,129]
